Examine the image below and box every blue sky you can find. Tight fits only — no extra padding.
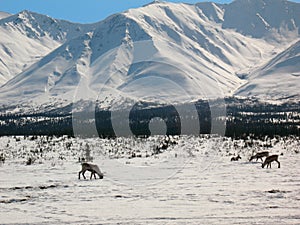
[0,0,235,23]
[1,0,299,23]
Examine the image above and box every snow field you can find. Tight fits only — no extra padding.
[0,135,299,224]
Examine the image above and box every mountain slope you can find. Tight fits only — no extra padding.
[236,40,300,99]
[222,0,300,39]
[0,10,95,85]
[0,11,11,19]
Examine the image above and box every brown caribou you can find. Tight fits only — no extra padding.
[78,163,104,180]
[231,155,241,161]
[262,155,280,169]
[249,151,269,162]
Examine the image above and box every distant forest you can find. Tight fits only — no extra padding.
[0,98,299,138]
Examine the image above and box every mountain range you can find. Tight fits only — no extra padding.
[0,0,299,112]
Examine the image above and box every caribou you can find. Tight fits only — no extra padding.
[78,163,104,180]
[262,155,280,169]
[231,155,241,161]
[249,151,269,162]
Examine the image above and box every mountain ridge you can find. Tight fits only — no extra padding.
[0,0,299,110]
[0,10,96,84]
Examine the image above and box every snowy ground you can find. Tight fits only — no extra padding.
[0,136,299,224]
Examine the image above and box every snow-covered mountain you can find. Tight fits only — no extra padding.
[236,40,300,99]
[0,0,299,109]
[0,10,96,84]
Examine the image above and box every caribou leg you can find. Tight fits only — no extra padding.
[82,171,87,179]
[276,160,280,168]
